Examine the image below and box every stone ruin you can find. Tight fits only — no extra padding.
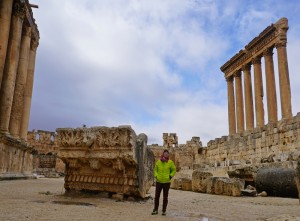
[27,130,64,177]
[0,0,39,179]
[56,126,154,198]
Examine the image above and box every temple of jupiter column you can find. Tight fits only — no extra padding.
[0,0,14,89]
[0,0,39,179]
[220,17,292,135]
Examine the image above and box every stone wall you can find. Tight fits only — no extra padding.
[27,130,64,176]
[201,114,300,169]
[0,134,34,179]
[149,136,202,170]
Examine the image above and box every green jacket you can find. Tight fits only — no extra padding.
[154,159,176,183]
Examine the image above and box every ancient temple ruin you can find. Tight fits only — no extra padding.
[221,17,291,134]
[0,0,39,179]
[56,126,154,198]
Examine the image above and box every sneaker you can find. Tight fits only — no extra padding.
[151,210,158,215]
[162,211,166,216]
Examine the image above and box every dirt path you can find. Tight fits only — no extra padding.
[0,178,299,221]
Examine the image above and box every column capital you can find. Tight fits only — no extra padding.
[275,41,287,48]
[263,47,273,57]
[13,3,27,19]
[22,25,32,37]
[226,75,234,82]
[233,71,241,78]
[252,56,261,65]
[242,63,251,72]
[30,38,39,51]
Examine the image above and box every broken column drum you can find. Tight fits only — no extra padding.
[56,126,154,198]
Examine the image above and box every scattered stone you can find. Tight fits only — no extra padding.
[241,189,257,197]
[257,191,268,197]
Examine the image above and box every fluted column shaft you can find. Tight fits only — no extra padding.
[0,3,25,133]
[252,57,265,127]
[20,39,38,140]
[234,71,244,133]
[276,42,292,119]
[226,76,236,135]
[0,0,14,89]
[9,26,32,137]
[243,64,254,131]
[264,47,278,123]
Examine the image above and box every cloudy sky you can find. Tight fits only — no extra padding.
[29,0,300,145]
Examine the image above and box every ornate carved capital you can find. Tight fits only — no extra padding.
[23,26,32,37]
[226,75,234,82]
[233,71,241,78]
[263,47,273,57]
[30,38,39,51]
[13,3,27,19]
[242,63,251,72]
[252,56,261,65]
[275,41,287,48]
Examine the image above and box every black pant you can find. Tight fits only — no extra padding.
[154,182,171,212]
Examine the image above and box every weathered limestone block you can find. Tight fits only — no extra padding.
[56,126,154,198]
[192,170,213,193]
[181,178,192,191]
[295,160,300,204]
[256,168,298,198]
[0,133,34,179]
[206,177,244,197]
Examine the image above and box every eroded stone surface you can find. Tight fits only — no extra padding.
[56,126,154,198]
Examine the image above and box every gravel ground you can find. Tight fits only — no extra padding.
[0,178,299,221]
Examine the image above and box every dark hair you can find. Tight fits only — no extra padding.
[163,149,169,153]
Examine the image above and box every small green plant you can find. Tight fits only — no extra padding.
[39,191,52,195]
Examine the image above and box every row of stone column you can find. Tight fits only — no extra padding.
[226,43,292,135]
[0,0,38,140]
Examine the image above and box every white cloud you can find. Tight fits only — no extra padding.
[30,0,300,146]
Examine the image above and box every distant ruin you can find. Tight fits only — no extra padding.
[0,0,39,179]
[27,130,64,177]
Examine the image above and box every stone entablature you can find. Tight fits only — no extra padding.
[56,126,154,198]
[201,113,300,171]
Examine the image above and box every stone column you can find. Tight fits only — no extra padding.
[252,56,265,127]
[9,26,32,138]
[226,76,236,135]
[0,3,26,133]
[243,64,254,131]
[20,38,38,140]
[263,47,278,123]
[234,71,244,133]
[0,0,14,89]
[276,42,292,119]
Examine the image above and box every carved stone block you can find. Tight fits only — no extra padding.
[56,126,154,198]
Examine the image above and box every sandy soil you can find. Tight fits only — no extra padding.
[0,178,299,221]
